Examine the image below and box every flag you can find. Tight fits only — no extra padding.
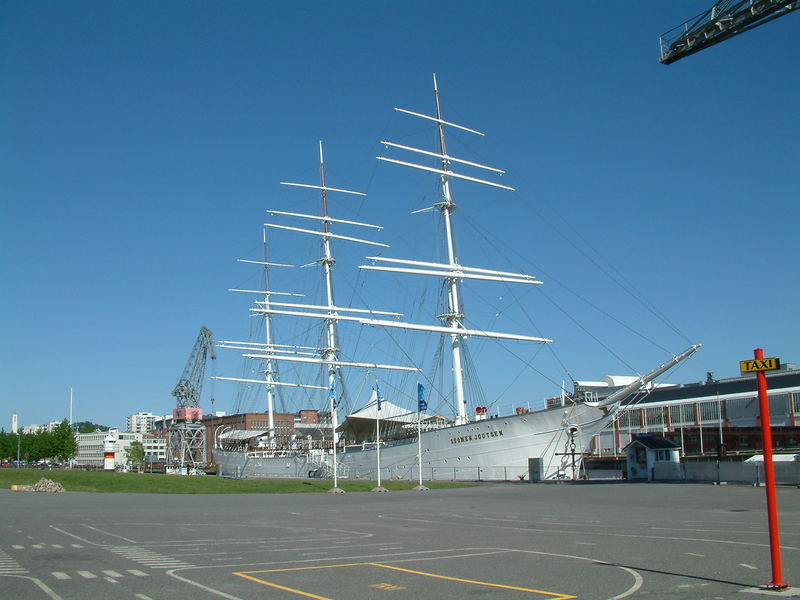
[328,382,337,409]
[375,381,382,411]
[417,383,427,412]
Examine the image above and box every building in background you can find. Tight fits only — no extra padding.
[560,365,800,457]
[75,429,167,469]
[126,412,159,434]
[21,421,63,434]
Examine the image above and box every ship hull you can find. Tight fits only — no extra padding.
[213,403,611,481]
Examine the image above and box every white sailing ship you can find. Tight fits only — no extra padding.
[212,76,699,482]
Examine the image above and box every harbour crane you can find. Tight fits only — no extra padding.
[167,326,216,471]
[171,325,216,409]
[659,0,798,64]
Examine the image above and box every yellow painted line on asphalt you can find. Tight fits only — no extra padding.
[238,562,369,574]
[235,561,574,599]
[369,563,575,599]
[233,571,333,600]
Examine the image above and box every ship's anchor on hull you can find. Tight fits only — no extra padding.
[555,425,590,480]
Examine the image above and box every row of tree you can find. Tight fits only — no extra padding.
[0,420,78,463]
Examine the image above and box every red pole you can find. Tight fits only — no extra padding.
[754,348,787,590]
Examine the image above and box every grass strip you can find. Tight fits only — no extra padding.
[0,469,476,494]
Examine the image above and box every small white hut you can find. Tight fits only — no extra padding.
[624,435,681,481]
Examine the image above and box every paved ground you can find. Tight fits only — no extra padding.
[2,481,799,600]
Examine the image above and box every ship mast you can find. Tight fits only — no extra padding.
[433,75,469,425]
[318,142,339,425]
[214,234,300,442]
[261,228,277,442]
[369,74,549,426]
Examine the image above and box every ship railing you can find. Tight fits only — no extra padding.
[306,450,350,479]
[346,463,624,482]
[245,449,303,458]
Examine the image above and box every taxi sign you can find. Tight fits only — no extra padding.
[740,357,781,373]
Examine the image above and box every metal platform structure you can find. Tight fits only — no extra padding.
[659,0,799,64]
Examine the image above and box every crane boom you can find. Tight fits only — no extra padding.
[172,326,216,409]
[659,0,799,64]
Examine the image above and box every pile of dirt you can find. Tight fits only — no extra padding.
[12,478,65,493]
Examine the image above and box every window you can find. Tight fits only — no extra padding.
[656,449,672,461]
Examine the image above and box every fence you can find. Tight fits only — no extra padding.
[654,460,800,485]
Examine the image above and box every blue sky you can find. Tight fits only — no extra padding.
[2,2,797,430]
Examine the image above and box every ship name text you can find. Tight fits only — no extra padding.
[450,430,503,445]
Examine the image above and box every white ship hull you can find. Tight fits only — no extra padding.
[213,403,610,481]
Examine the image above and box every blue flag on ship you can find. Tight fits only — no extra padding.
[417,383,427,412]
[328,382,337,409]
[375,381,382,411]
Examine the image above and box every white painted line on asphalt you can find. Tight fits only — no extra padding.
[70,544,84,548]
[608,565,643,600]
[51,544,63,549]
[135,595,153,600]
[5,575,64,600]
[127,569,149,576]
[379,515,800,551]
[0,550,27,573]
[167,568,246,600]
[32,544,44,549]
[686,552,705,557]
[51,572,71,580]
[77,570,97,579]
[82,524,137,544]
[575,542,596,546]
[12,545,23,549]
[740,563,758,570]
[104,576,119,583]
[102,570,123,577]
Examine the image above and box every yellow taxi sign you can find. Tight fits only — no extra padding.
[740,357,781,373]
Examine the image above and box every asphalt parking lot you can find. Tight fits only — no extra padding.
[2,481,799,600]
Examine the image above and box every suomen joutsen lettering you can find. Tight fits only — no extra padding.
[450,430,504,444]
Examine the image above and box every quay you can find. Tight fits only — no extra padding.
[2,481,799,599]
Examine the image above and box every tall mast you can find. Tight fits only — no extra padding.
[261,228,276,442]
[432,74,468,426]
[318,142,339,400]
[317,141,341,486]
[372,74,546,427]
[216,143,415,483]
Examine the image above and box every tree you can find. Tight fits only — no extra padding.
[0,430,17,461]
[73,421,109,434]
[30,431,56,462]
[52,420,78,462]
[125,441,145,472]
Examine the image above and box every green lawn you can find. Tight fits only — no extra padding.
[0,468,475,494]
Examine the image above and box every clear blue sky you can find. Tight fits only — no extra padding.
[2,2,797,430]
